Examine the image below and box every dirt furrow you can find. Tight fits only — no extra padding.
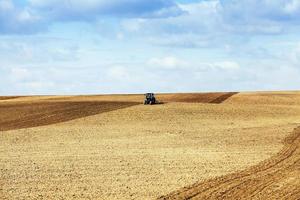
[158,126,300,200]
[158,92,238,103]
[0,101,138,131]
[0,96,21,101]
[209,92,238,104]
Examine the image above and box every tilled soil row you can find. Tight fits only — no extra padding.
[158,92,238,104]
[0,101,138,132]
[0,92,237,104]
[0,92,237,132]
[209,92,238,104]
[158,126,300,200]
[0,96,21,101]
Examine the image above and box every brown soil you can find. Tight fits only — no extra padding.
[158,96,300,200]
[0,92,235,132]
[2,92,237,104]
[209,92,238,104]
[0,92,299,199]
[158,128,300,200]
[158,92,237,103]
[0,101,138,132]
[0,96,21,101]
[226,91,300,105]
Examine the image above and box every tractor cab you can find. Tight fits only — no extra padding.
[144,93,156,105]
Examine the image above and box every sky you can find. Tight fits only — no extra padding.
[1,0,300,95]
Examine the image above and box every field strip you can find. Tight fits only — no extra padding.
[0,97,21,101]
[0,101,138,132]
[209,92,238,104]
[158,125,300,200]
[0,92,238,104]
[0,92,237,132]
[158,92,238,103]
[1,93,299,199]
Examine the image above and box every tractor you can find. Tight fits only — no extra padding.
[144,93,157,105]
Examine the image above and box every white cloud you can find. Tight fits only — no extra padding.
[0,0,14,10]
[0,0,183,34]
[106,66,131,80]
[148,56,188,69]
[121,19,146,32]
[10,67,31,81]
[0,0,42,34]
[29,0,183,20]
[17,9,37,22]
[284,0,300,14]
[147,56,240,72]
[1,0,300,94]
[25,81,55,90]
[118,0,300,50]
[288,42,300,65]
[212,61,240,70]
[219,0,300,24]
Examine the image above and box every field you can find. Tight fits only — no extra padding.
[0,92,299,199]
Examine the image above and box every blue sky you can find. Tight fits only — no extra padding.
[1,0,300,95]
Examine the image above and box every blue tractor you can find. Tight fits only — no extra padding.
[144,93,157,105]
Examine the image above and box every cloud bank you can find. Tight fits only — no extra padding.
[1,0,300,94]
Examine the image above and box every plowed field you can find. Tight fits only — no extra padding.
[0,92,299,199]
[159,127,300,200]
[0,101,138,131]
